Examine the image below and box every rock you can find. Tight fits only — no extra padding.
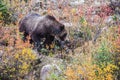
[0,50,4,61]
[0,50,3,57]
[24,54,64,80]
[70,0,85,6]
[63,22,73,27]
[94,1,101,6]
[40,64,62,80]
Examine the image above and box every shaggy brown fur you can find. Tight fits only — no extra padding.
[19,13,67,48]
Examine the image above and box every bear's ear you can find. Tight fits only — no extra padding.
[60,25,65,31]
[46,15,56,21]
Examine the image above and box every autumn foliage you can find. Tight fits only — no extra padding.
[0,0,120,80]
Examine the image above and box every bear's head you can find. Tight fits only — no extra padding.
[45,15,67,41]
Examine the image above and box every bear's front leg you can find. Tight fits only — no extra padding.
[44,35,54,49]
[31,33,41,50]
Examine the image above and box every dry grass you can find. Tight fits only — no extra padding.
[0,0,120,80]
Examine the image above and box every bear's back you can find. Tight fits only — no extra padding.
[19,13,58,35]
[20,13,42,34]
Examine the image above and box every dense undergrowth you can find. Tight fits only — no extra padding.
[0,0,120,80]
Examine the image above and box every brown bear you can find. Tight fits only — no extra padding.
[19,13,67,48]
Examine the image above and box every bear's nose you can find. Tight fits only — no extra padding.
[59,32,67,41]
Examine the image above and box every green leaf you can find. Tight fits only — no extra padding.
[80,17,86,23]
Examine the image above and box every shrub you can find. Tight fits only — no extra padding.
[113,25,120,79]
[0,0,17,25]
[93,41,113,68]
[80,17,92,41]
[0,48,37,80]
[93,39,118,80]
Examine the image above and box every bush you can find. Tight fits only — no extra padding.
[0,0,17,25]
[0,48,37,80]
[93,41,113,68]
[93,39,118,79]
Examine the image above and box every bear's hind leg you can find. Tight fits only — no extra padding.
[22,32,29,42]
